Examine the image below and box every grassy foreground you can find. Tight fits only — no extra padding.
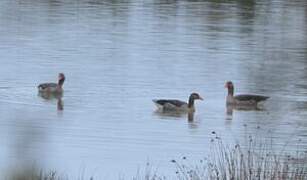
[6,132,307,180]
[172,132,307,180]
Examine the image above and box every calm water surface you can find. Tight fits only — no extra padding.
[0,0,307,178]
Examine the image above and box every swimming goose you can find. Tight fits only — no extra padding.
[153,93,203,112]
[38,73,65,94]
[225,81,269,107]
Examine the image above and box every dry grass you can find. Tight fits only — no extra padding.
[7,169,64,180]
[130,163,165,180]
[172,131,307,180]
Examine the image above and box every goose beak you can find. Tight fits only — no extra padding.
[199,96,204,100]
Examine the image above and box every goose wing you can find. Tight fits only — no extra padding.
[38,83,57,90]
[234,94,269,102]
[153,99,187,108]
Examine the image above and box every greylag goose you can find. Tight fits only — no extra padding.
[38,73,65,94]
[153,93,203,112]
[225,81,269,107]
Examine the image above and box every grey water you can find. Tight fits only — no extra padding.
[0,0,306,178]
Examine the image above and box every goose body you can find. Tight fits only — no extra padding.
[225,81,269,107]
[153,93,203,112]
[38,73,65,94]
[153,99,189,111]
[38,83,59,92]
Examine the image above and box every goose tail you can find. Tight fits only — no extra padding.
[152,99,163,109]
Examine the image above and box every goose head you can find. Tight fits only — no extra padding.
[225,81,234,95]
[189,93,203,101]
[225,81,234,88]
[188,92,203,109]
[58,73,65,86]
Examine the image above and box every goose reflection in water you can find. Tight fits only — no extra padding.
[153,110,196,123]
[226,104,267,120]
[38,92,64,111]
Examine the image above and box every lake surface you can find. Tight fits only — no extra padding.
[0,0,306,178]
